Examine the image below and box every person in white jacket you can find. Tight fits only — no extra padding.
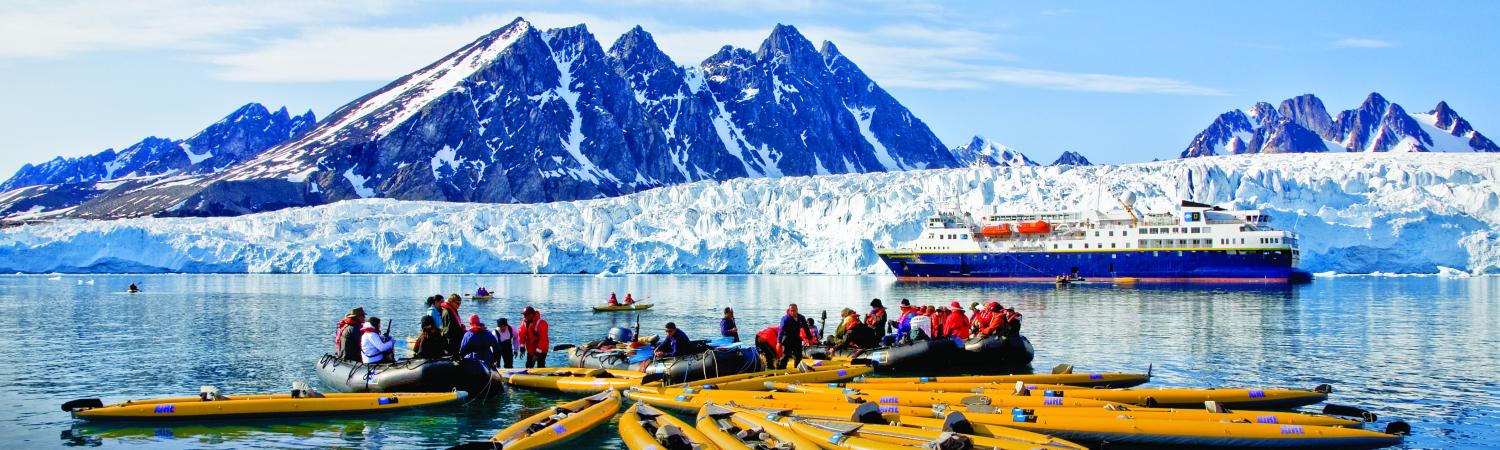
[361,317,395,364]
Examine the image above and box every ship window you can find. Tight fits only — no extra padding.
[1123,231,1128,236]
[961,234,968,240]
[1108,231,1114,236]
[1111,243,1116,248]
[1095,231,1100,237]
[1084,243,1089,249]
[1139,228,1146,234]
[1068,244,1073,249]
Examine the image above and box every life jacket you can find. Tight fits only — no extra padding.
[624,294,635,304]
[608,293,619,305]
[865,307,886,327]
[944,310,971,339]
[334,317,357,348]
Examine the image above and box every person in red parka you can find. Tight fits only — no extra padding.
[944,301,970,339]
[754,326,783,370]
[518,306,550,368]
[977,303,1009,337]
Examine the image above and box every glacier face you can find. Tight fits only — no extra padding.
[1,153,1496,275]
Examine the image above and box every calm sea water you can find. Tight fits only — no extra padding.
[0,274,1496,449]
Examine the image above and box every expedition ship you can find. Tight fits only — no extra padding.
[877,199,1312,283]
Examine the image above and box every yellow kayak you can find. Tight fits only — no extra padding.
[776,383,1123,409]
[965,412,1404,448]
[687,365,873,391]
[736,404,1084,450]
[592,304,654,312]
[696,403,820,450]
[674,361,854,389]
[858,372,1150,388]
[627,388,858,413]
[620,403,719,450]
[1012,383,1330,409]
[503,368,645,393]
[489,391,619,450]
[784,415,1072,450]
[66,391,465,421]
[472,294,494,300]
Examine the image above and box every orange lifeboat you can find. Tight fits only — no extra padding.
[1017,220,1051,234]
[979,224,1012,238]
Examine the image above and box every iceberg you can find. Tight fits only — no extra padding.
[1,153,1496,275]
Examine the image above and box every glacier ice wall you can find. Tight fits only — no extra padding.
[2,153,1496,275]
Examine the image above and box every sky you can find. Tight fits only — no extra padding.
[1,0,1497,178]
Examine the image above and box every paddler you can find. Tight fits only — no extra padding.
[334,307,366,362]
[608,292,620,306]
[624,293,636,305]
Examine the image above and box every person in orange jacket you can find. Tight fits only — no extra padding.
[977,302,1008,337]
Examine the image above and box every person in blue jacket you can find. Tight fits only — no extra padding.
[720,308,739,342]
[776,304,810,369]
[656,322,692,358]
[458,314,501,369]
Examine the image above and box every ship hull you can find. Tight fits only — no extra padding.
[879,249,1311,283]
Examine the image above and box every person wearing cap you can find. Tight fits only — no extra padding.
[1004,305,1023,335]
[865,299,888,333]
[977,302,1008,337]
[360,317,395,364]
[833,308,856,342]
[335,307,367,362]
[518,306,550,368]
[493,318,518,368]
[458,314,501,369]
[657,322,692,358]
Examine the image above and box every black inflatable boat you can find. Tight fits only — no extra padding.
[315,354,498,394]
[566,340,762,384]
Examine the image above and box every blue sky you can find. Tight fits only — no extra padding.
[1,0,1497,177]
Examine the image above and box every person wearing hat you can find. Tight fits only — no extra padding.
[865,299,888,333]
[335,307,366,362]
[518,306,550,368]
[944,301,971,339]
[458,314,501,369]
[833,308,857,342]
[493,318,518,368]
[413,315,447,359]
[360,317,395,364]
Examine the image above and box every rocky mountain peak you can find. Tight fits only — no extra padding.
[1051,151,1093,166]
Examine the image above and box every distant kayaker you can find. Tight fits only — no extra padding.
[607,292,620,306]
[866,299,888,333]
[518,306,550,368]
[412,315,447,359]
[720,308,739,342]
[127,283,139,293]
[359,317,395,364]
[624,293,636,305]
[493,318,518,368]
[334,307,367,362]
[459,314,501,369]
[776,304,810,369]
[439,296,465,356]
[475,287,490,297]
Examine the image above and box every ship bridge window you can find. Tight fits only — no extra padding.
[1108,231,1114,237]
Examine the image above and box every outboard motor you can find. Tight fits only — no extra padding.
[608,326,636,343]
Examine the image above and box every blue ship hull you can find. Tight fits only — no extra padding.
[879,249,1311,283]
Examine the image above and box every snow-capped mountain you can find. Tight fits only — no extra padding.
[4,153,1495,275]
[39,18,956,221]
[1,104,314,191]
[0,104,314,220]
[1181,93,1499,157]
[951,136,1037,167]
[1051,151,1092,166]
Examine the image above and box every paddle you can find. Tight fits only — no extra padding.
[819,310,827,341]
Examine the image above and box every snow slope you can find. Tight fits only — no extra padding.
[2,153,1496,275]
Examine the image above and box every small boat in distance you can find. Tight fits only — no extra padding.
[878,198,1311,283]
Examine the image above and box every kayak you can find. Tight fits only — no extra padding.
[776,383,1124,408]
[502,368,646,393]
[1009,383,1330,409]
[592,304,653,312]
[316,354,498,394]
[758,405,1085,450]
[472,294,494,300]
[626,388,858,413]
[676,360,850,389]
[721,397,1359,428]
[619,403,718,450]
[568,340,761,384]
[784,415,1059,450]
[489,391,619,450]
[686,364,872,391]
[856,369,1150,388]
[959,412,1405,448]
[65,391,464,422]
[696,403,820,450]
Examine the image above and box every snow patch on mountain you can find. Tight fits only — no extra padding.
[4,153,1494,275]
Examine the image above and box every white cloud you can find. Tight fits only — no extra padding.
[0,0,393,59]
[966,67,1228,95]
[198,7,1219,96]
[1334,38,1393,49]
